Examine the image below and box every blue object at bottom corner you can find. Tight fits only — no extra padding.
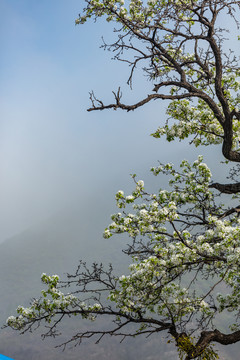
[0,355,14,360]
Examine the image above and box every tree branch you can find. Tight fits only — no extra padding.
[209,182,240,194]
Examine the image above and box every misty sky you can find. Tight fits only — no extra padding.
[0,0,169,242]
[0,0,236,243]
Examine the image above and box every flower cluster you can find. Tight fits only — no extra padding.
[152,72,240,148]
[75,0,201,29]
[7,155,240,336]
[7,274,102,329]
[102,156,240,329]
[109,258,214,321]
[104,156,213,239]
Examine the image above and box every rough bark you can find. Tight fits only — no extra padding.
[209,182,240,194]
[185,329,240,359]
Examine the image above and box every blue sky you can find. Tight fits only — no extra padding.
[1,0,173,241]
[0,0,232,242]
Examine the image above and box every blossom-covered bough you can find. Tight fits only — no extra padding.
[7,1,240,359]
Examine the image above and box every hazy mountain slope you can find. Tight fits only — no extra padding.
[0,199,237,359]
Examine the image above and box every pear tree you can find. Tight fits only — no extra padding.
[7,1,240,359]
